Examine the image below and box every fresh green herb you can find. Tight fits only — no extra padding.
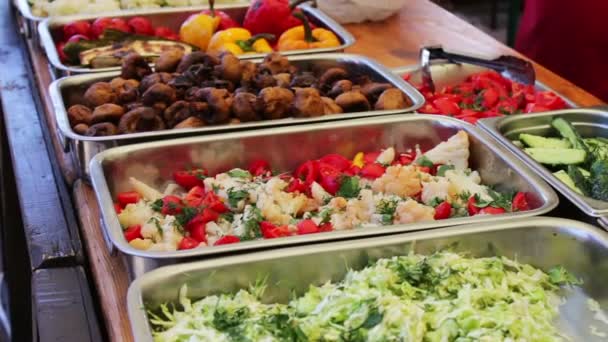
[377,199,398,225]
[487,189,515,211]
[195,173,207,181]
[150,199,163,212]
[148,217,163,237]
[212,184,220,194]
[175,207,198,227]
[416,155,434,168]
[428,197,444,208]
[436,165,455,177]
[241,207,263,241]
[337,176,361,198]
[212,305,249,339]
[219,212,235,223]
[360,308,383,329]
[227,169,252,179]
[227,188,249,208]
[261,313,298,340]
[319,207,332,224]
[459,191,472,202]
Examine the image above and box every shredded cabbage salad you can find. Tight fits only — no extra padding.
[147,252,581,341]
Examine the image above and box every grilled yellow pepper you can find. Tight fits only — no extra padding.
[179,13,221,50]
[207,28,274,55]
[278,12,340,51]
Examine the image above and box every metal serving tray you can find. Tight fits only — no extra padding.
[38,3,355,75]
[128,217,608,342]
[51,53,424,178]
[392,63,577,108]
[89,115,558,278]
[478,108,608,225]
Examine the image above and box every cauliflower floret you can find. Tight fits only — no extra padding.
[160,216,183,248]
[140,216,163,241]
[118,201,155,228]
[129,177,163,201]
[421,177,455,205]
[423,130,470,170]
[376,147,395,165]
[444,169,492,202]
[394,200,435,224]
[311,181,331,205]
[372,165,422,198]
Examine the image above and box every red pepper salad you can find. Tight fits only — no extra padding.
[405,71,568,124]
[114,130,531,251]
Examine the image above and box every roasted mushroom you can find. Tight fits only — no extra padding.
[232,92,260,122]
[196,88,233,124]
[174,116,205,129]
[67,104,93,126]
[361,83,393,103]
[73,123,89,135]
[85,122,118,136]
[215,52,242,84]
[121,53,152,80]
[140,72,174,92]
[292,88,325,117]
[322,96,343,115]
[273,73,292,88]
[189,101,210,118]
[258,87,294,119]
[318,67,349,92]
[155,49,185,73]
[91,103,125,123]
[176,52,219,73]
[240,61,257,86]
[84,82,117,107]
[327,79,353,98]
[124,101,144,112]
[290,72,317,88]
[163,101,193,127]
[109,77,140,104]
[375,88,408,110]
[118,107,166,133]
[335,91,371,112]
[258,52,291,75]
[254,72,277,89]
[142,83,176,105]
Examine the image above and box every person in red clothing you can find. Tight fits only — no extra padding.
[515,0,608,102]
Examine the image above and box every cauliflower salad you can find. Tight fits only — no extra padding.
[113,130,531,251]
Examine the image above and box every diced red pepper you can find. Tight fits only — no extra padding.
[296,219,319,235]
[363,152,381,165]
[397,152,416,165]
[286,178,307,193]
[261,221,291,239]
[187,208,219,232]
[178,237,199,250]
[188,222,207,243]
[467,196,481,216]
[479,207,506,215]
[214,235,241,245]
[184,186,206,207]
[202,192,229,213]
[434,201,452,220]
[512,192,530,212]
[248,159,272,177]
[433,97,461,115]
[359,163,386,179]
[124,225,142,242]
[161,195,183,215]
[294,160,318,186]
[317,162,342,195]
[117,191,140,208]
[114,203,123,214]
[482,88,499,108]
[343,165,361,176]
[173,168,207,190]
[319,154,352,172]
[525,103,550,113]
[318,222,333,232]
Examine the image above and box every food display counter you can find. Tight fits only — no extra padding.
[1,0,607,341]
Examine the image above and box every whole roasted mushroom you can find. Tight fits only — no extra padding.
[67,104,93,126]
[258,52,292,75]
[273,73,292,88]
[196,88,233,124]
[189,101,209,118]
[73,123,89,135]
[163,101,193,127]
[290,72,316,88]
[121,53,152,80]
[254,71,277,89]
[155,49,185,73]
[361,83,393,103]
[118,107,166,133]
[258,87,294,119]
[174,116,205,129]
[91,103,125,123]
[232,92,260,122]
[318,67,349,92]
[85,122,118,136]
[109,77,140,104]
[335,91,371,112]
[84,82,117,107]
[240,61,257,86]
[215,52,242,84]
[375,88,408,110]
[140,72,174,92]
[327,79,353,98]
[321,97,343,115]
[292,88,325,117]
[124,101,144,112]
[142,83,176,106]
[176,52,219,73]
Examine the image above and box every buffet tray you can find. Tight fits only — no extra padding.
[392,63,577,108]
[51,53,424,178]
[127,217,608,342]
[478,108,608,225]
[89,115,558,278]
[38,3,355,74]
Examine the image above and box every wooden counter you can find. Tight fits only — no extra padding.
[17,0,605,341]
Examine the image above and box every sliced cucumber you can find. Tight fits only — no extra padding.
[524,148,586,165]
[519,133,570,148]
[553,170,583,194]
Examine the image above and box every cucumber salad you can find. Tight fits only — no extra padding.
[148,252,581,341]
[514,118,608,201]
[113,130,531,251]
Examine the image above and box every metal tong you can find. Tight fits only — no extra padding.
[419,46,536,92]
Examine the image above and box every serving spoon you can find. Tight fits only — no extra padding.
[419,45,536,92]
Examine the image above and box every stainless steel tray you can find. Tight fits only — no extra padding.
[478,108,608,223]
[89,115,558,277]
[38,3,355,74]
[392,63,578,108]
[51,53,424,178]
[127,217,608,342]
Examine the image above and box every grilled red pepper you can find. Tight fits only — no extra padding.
[243,0,311,38]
